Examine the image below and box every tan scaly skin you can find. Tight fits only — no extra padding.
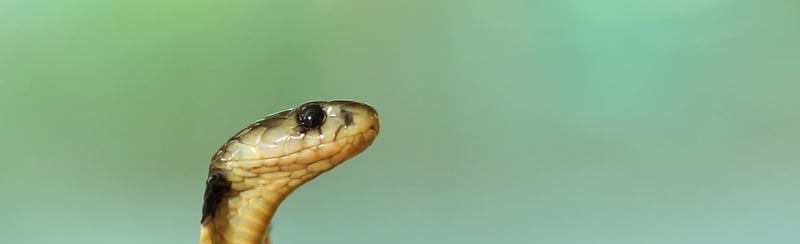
[199,100,380,244]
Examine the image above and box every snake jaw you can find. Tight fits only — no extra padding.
[201,101,379,244]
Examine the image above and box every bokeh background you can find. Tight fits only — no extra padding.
[1,1,799,243]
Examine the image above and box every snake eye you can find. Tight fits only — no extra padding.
[296,103,326,130]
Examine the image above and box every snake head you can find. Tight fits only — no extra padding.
[201,100,380,229]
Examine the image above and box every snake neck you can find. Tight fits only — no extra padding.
[200,185,292,244]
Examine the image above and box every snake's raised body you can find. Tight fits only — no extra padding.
[200,100,380,244]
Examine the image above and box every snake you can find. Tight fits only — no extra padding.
[199,100,380,244]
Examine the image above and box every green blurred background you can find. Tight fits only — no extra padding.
[1,0,799,243]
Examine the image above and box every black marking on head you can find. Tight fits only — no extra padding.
[296,103,326,131]
[342,109,354,126]
[332,124,344,140]
[201,172,231,223]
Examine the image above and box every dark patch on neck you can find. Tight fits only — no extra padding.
[201,172,231,223]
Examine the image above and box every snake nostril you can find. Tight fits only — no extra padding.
[343,109,354,126]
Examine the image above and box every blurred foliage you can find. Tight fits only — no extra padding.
[1,0,798,243]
